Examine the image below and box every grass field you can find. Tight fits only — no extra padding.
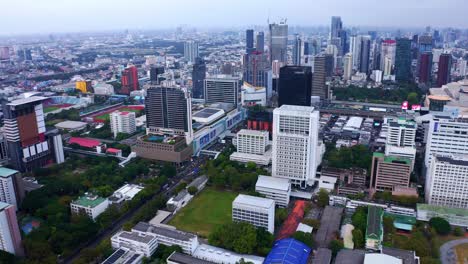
[44,106,60,113]
[95,108,142,121]
[455,243,468,264]
[169,188,238,237]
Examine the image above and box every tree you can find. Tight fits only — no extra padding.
[161,164,177,177]
[453,226,464,237]
[209,222,259,254]
[187,186,198,195]
[317,189,329,207]
[292,231,315,248]
[429,217,451,235]
[275,208,288,227]
[351,207,368,233]
[329,239,344,257]
[174,182,187,194]
[302,218,321,229]
[407,92,419,105]
[352,229,365,249]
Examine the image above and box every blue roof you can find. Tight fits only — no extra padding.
[264,238,311,264]
[0,167,18,178]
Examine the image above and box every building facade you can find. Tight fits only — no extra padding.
[370,153,412,192]
[192,58,206,99]
[204,76,240,107]
[121,66,139,95]
[395,38,412,82]
[111,231,159,257]
[232,194,275,233]
[110,111,136,138]
[278,66,312,107]
[255,175,291,207]
[269,22,288,64]
[0,202,23,255]
[312,55,328,100]
[184,41,199,64]
[70,193,109,220]
[0,167,23,209]
[437,53,452,87]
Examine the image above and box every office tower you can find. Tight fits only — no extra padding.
[204,76,240,107]
[0,202,23,255]
[350,35,361,69]
[418,52,433,84]
[395,38,412,82]
[121,65,139,94]
[370,153,411,192]
[359,36,371,74]
[256,32,265,53]
[380,40,396,70]
[192,58,206,99]
[0,168,23,210]
[292,34,302,65]
[243,51,269,87]
[278,66,312,107]
[330,16,342,39]
[246,29,255,54]
[338,29,348,56]
[324,53,334,77]
[272,105,319,188]
[459,59,467,77]
[312,56,328,99]
[110,111,136,138]
[368,31,377,40]
[2,97,64,172]
[383,56,392,76]
[386,118,417,147]
[145,86,192,136]
[418,35,433,53]
[149,66,164,85]
[232,194,275,234]
[183,40,199,63]
[343,53,353,80]
[437,53,452,87]
[426,155,468,209]
[268,21,288,63]
[0,47,10,61]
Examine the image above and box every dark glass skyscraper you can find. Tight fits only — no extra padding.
[437,53,452,87]
[246,29,255,54]
[359,36,371,75]
[418,52,432,85]
[192,58,206,99]
[269,22,288,63]
[150,66,164,84]
[278,66,312,107]
[256,32,264,53]
[312,55,328,99]
[330,16,342,39]
[395,38,412,82]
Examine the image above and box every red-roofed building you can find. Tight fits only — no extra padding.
[68,137,105,153]
[106,148,122,157]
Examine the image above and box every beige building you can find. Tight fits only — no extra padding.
[370,153,411,192]
[132,135,192,164]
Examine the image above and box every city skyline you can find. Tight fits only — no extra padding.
[1,0,468,35]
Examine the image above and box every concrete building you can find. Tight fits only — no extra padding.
[255,175,291,207]
[343,53,353,81]
[426,155,468,209]
[110,111,136,138]
[132,222,200,254]
[70,193,109,220]
[109,184,144,205]
[0,167,23,210]
[193,243,264,264]
[133,135,193,164]
[269,21,288,64]
[370,153,412,192]
[102,248,143,264]
[0,202,23,255]
[230,129,271,165]
[111,231,158,257]
[312,55,328,99]
[386,117,417,147]
[272,105,320,188]
[167,252,215,264]
[241,83,266,106]
[166,189,192,212]
[204,76,240,107]
[184,41,199,64]
[232,194,275,233]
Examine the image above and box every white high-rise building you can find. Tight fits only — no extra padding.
[383,56,393,76]
[0,202,23,255]
[232,194,275,233]
[386,117,417,147]
[349,35,361,70]
[184,41,199,64]
[426,155,468,209]
[110,110,136,138]
[380,40,396,70]
[272,105,320,188]
[458,58,467,77]
[0,167,21,209]
[204,75,240,107]
[343,53,353,80]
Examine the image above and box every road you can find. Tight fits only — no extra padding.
[440,238,468,264]
[62,156,209,264]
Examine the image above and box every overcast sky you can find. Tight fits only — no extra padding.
[1,0,467,35]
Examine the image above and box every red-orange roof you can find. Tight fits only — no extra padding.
[69,137,101,148]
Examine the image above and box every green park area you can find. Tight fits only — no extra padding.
[43,106,60,113]
[169,188,238,237]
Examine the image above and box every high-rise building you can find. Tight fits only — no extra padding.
[292,34,302,65]
[386,117,417,147]
[380,40,396,71]
[395,38,412,82]
[184,41,199,64]
[383,56,393,76]
[370,153,412,192]
[243,51,269,87]
[418,52,433,84]
[0,168,23,210]
[0,202,23,255]
[359,36,371,75]
[204,76,240,107]
[426,155,468,209]
[350,35,361,70]
[2,97,64,172]
[149,66,164,85]
[437,53,452,87]
[256,32,265,53]
[0,47,10,61]
[232,194,275,233]
[330,16,342,39]
[192,58,206,99]
[343,53,353,81]
[110,111,136,138]
[268,22,288,64]
[272,105,320,188]
[121,66,139,94]
[246,29,255,54]
[338,29,348,56]
[418,35,433,53]
[278,66,312,107]
[458,59,467,77]
[312,55,328,99]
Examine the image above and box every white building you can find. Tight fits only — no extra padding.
[230,129,271,165]
[192,243,264,264]
[166,190,193,213]
[232,194,275,233]
[111,231,159,257]
[93,83,114,95]
[241,83,266,106]
[0,167,20,209]
[102,248,143,264]
[132,222,200,254]
[385,145,416,169]
[70,193,109,220]
[255,175,291,207]
[386,117,417,147]
[110,184,144,204]
[272,105,320,188]
[184,41,199,64]
[317,176,338,192]
[426,155,468,209]
[343,53,353,81]
[204,76,240,107]
[110,111,136,138]
[0,202,23,255]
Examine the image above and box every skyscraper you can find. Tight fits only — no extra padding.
[256,32,265,53]
[395,38,412,82]
[121,65,139,94]
[278,66,312,107]
[380,40,396,71]
[149,66,164,85]
[192,58,206,99]
[184,41,199,64]
[437,53,452,87]
[338,29,348,56]
[246,29,255,54]
[268,21,288,64]
[418,52,433,85]
[204,76,240,107]
[359,36,371,75]
[418,35,433,53]
[292,34,302,65]
[243,51,269,87]
[330,16,342,39]
[349,35,361,70]
[0,202,23,255]
[343,53,353,80]
[272,105,320,188]
[312,55,328,99]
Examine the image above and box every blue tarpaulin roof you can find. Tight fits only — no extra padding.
[264,238,311,264]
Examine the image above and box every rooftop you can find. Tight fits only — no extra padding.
[69,137,101,148]
[417,203,468,216]
[233,194,275,209]
[115,231,156,244]
[167,252,215,264]
[193,243,264,264]
[334,249,366,264]
[7,96,47,106]
[238,129,269,137]
[275,104,316,113]
[264,238,311,264]
[256,175,290,192]
[312,248,332,264]
[382,247,418,264]
[72,194,107,208]
[315,206,344,248]
[364,253,402,264]
[102,248,142,264]
[435,155,468,166]
[0,167,19,178]
[373,152,411,165]
[132,222,196,241]
[0,201,12,211]
[366,206,383,238]
[193,108,224,118]
[54,120,87,130]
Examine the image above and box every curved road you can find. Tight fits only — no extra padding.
[440,238,468,264]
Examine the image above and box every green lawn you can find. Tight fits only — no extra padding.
[44,106,60,113]
[169,188,237,237]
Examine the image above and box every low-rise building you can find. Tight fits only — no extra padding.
[167,190,192,212]
[101,248,143,264]
[132,135,192,165]
[317,176,337,192]
[70,193,109,220]
[232,194,275,233]
[193,243,264,264]
[417,203,468,227]
[111,231,158,257]
[167,252,215,264]
[366,206,384,251]
[230,129,271,165]
[370,153,412,192]
[255,175,291,207]
[109,184,144,205]
[187,175,208,193]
